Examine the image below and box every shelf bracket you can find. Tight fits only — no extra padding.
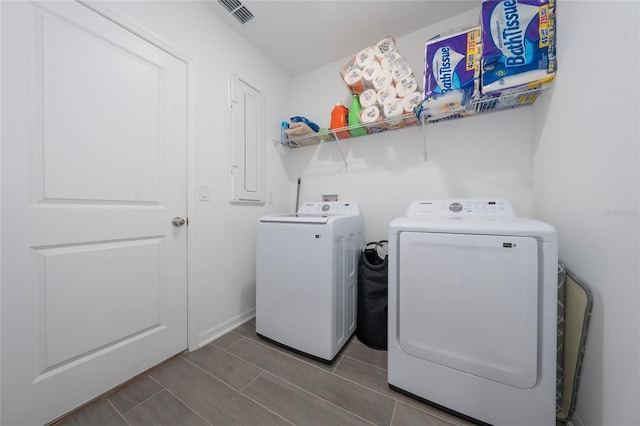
[421,118,427,161]
[272,139,287,154]
[332,133,348,170]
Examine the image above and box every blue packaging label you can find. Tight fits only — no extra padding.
[424,27,481,105]
[432,47,465,94]
[489,1,539,66]
[481,0,556,93]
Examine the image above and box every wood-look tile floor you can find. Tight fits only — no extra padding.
[55,319,474,426]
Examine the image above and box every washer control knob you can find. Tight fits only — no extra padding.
[449,202,463,213]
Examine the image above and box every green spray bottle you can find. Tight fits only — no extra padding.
[348,94,367,137]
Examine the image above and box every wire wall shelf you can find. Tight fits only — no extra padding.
[275,85,549,165]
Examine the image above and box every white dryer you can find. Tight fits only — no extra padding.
[256,202,364,363]
[388,199,557,425]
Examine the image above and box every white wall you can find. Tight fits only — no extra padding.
[57,3,640,426]
[533,2,640,425]
[288,8,535,241]
[101,1,292,348]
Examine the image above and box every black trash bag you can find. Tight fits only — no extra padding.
[356,241,388,350]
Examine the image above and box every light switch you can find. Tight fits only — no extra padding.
[199,185,210,201]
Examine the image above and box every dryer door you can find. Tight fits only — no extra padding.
[398,232,539,389]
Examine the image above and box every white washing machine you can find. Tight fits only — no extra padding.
[256,202,364,363]
[388,199,557,425]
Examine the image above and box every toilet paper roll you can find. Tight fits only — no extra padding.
[395,74,418,97]
[372,70,393,91]
[376,86,397,105]
[362,61,382,87]
[342,68,366,94]
[383,98,405,118]
[360,105,386,133]
[355,47,376,68]
[359,89,378,108]
[360,104,381,124]
[380,51,401,71]
[402,91,423,113]
[390,58,413,82]
[383,98,406,128]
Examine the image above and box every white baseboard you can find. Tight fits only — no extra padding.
[195,307,256,349]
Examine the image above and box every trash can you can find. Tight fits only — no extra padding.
[356,241,388,350]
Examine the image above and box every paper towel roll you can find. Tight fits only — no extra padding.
[383,98,404,117]
[395,74,418,97]
[362,61,382,87]
[359,89,378,108]
[355,47,375,68]
[342,68,366,94]
[361,105,386,133]
[383,98,406,128]
[380,51,401,70]
[390,58,413,82]
[376,86,397,105]
[372,70,393,91]
[402,91,423,113]
[360,104,381,123]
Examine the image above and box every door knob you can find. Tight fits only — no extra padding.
[172,217,186,227]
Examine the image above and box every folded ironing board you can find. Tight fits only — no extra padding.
[556,266,594,422]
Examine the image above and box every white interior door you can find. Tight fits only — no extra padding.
[1,1,188,424]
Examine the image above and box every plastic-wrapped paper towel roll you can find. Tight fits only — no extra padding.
[361,104,381,123]
[380,52,412,82]
[402,91,423,113]
[383,98,406,128]
[376,86,397,105]
[359,89,378,108]
[396,75,418,97]
[342,68,366,94]
[390,59,412,83]
[361,104,386,133]
[372,70,393,91]
[355,47,376,68]
[362,61,382,88]
[380,51,401,71]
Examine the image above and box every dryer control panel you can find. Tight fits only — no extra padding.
[297,202,360,216]
[406,199,515,218]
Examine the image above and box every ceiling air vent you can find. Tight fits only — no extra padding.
[218,0,255,25]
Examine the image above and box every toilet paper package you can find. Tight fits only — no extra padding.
[341,36,423,132]
[423,26,482,113]
[341,36,421,97]
[481,0,556,94]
